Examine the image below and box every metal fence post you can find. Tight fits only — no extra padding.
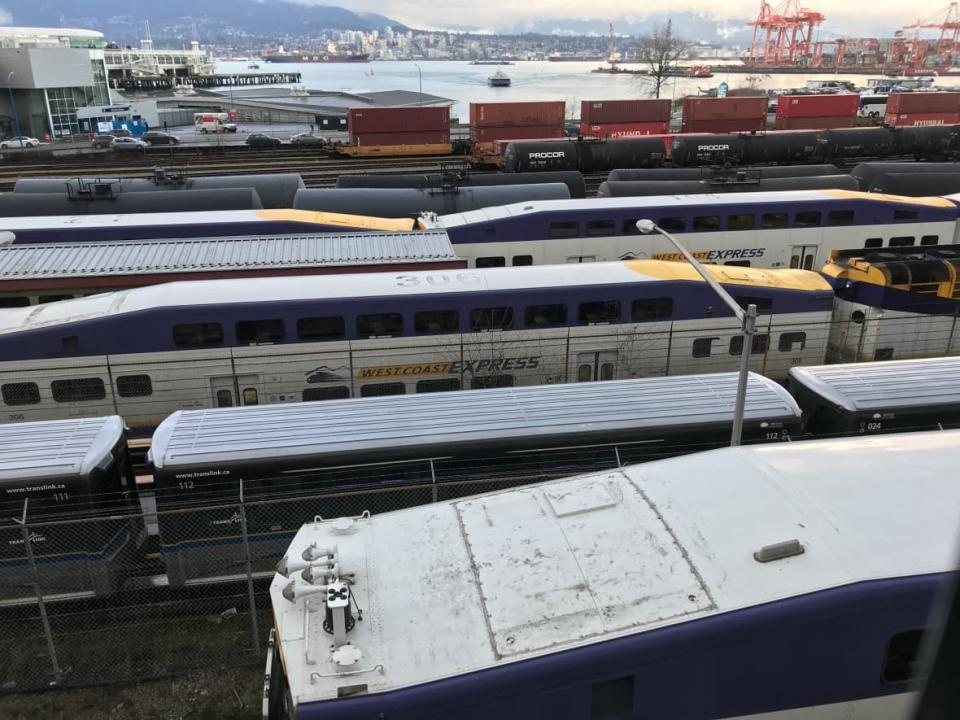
[238,481,261,654]
[429,459,438,503]
[614,446,623,468]
[15,499,61,683]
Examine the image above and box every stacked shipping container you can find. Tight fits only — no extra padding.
[469,101,566,147]
[884,92,960,127]
[579,99,671,138]
[681,96,767,133]
[774,94,859,130]
[347,106,450,146]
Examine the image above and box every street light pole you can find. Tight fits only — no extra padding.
[414,63,422,105]
[6,72,24,150]
[636,219,757,447]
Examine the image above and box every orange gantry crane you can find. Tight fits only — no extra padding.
[747,0,825,66]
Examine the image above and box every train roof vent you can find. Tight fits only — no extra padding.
[753,539,805,563]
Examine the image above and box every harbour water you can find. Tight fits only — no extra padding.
[216,59,916,121]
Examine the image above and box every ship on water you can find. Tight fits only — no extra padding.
[487,70,511,87]
[263,51,369,63]
[548,52,604,61]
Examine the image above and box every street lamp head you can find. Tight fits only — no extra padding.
[636,219,657,235]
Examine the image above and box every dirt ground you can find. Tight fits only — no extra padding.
[0,666,262,720]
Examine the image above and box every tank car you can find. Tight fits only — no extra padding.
[607,164,841,182]
[337,171,587,199]
[597,175,858,197]
[501,141,580,173]
[577,137,667,172]
[850,161,960,190]
[815,128,898,162]
[867,172,960,196]
[0,188,263,216]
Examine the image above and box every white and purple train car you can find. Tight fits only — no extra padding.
[268,430,960,720]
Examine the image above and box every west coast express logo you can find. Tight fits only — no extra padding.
[355,356,541,380]
[651,248,766,262]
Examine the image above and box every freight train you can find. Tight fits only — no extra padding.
[267,428,960,720]
[5,356,960,604]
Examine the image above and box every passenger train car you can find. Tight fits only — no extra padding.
[0,262,833,432]
[267,430,960,720]
[427,190,960,270]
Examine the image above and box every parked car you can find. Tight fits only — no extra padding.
[290,133,325,147]
[91,134,115,149]
[141,131,179,146]
[109,128,134,138]
[246,133,282,148]
[111,137,148,152]
[0,136,40,149]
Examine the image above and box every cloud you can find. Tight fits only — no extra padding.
[0,7,12,25]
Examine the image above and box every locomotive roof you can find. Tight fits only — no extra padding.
[0,230,457,280]
[788,356,960,413]
[148,372,800,471]
[434,189,956,227]
[0,416,125,482]
[0,261,831,335]
[271,430,960,708]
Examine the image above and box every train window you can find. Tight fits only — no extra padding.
[236,319,285,344]
[1,382,40,406]
[893,209,919,221]
[726,213,755,230]
[416,378,461,393]
[39,294,73,304]
[512,255,533,266]
[734,295,773,314]
[889,237,915,247]
[0,296,30,308]
[525,304,567,327]
[586,220,615,237]
[778,332,807,352]
[51,378,106,403]
[470,307,514,331]
[579,300,621,324]
[173,323,223,347]
[795,211,822,227]
[921,235,939,246]
[729,334,770,356]
[724,260,751,267]
[298,316,345,340]
[693,215,721,232]
[215,390,232,407]
[692,337,717,358]
[242,388,259,405]
[476,256,506,268]
[632,297,673,321]
[357,313,403,338]
[360,382,406,397]
[827,209,855,225]
[658,217,686,232]
[548,221,580,239]
[875,348,894,361]
[472,374,515,389]
[864,238,883,249]
[761,213,788,229]
[883,629,926,684]
[116,374,153,398]
[415,310,459,333]
[622,218,641,235]
[303,386,350,401]
[591,675,634,720]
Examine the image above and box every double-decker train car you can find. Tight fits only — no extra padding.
[425,190,960,270]
[0,262,833,432]
[267,429,960,720]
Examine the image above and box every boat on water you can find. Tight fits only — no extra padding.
[248,63,260,69]
[263,52,369,63]
[548,52,604,62]
[488,71,511,87]
[471,60,514,65]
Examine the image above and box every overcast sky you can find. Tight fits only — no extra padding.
[298,0,929,36]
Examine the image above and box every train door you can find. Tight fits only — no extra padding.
[566,255,598,263]
[575,351,618,382]
[210,375,261,408]
[789,244,819,270]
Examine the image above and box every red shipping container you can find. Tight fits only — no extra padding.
[350,130,450,146]
[681,118,767,133]
[580,99,671,124]
[883,111,960,127]
[470,124,566,143]
[682,96,767,131]
[886,92,960,115]
[775,115,857,130]
[470,101,566,128]
[347,106,450,134]
[776,94,859,119]
[580,121,669,138]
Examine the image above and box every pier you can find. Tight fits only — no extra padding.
[113,72,302,91]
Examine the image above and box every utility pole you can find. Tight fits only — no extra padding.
[6,72,24,150]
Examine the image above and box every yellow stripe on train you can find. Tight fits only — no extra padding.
[624,260,832,291]
[255,209,416,232]
[821,189,956,208]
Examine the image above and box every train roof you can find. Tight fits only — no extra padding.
[0,208,414,233]
[149,372,800,471]
[0,261,831,335]
[432,189,956,227]
[0,416,125,482]
[0,231,457,280]
[271,430,960,707]
[788,357,960,413]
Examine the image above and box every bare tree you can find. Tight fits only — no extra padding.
[636,20,691,99]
